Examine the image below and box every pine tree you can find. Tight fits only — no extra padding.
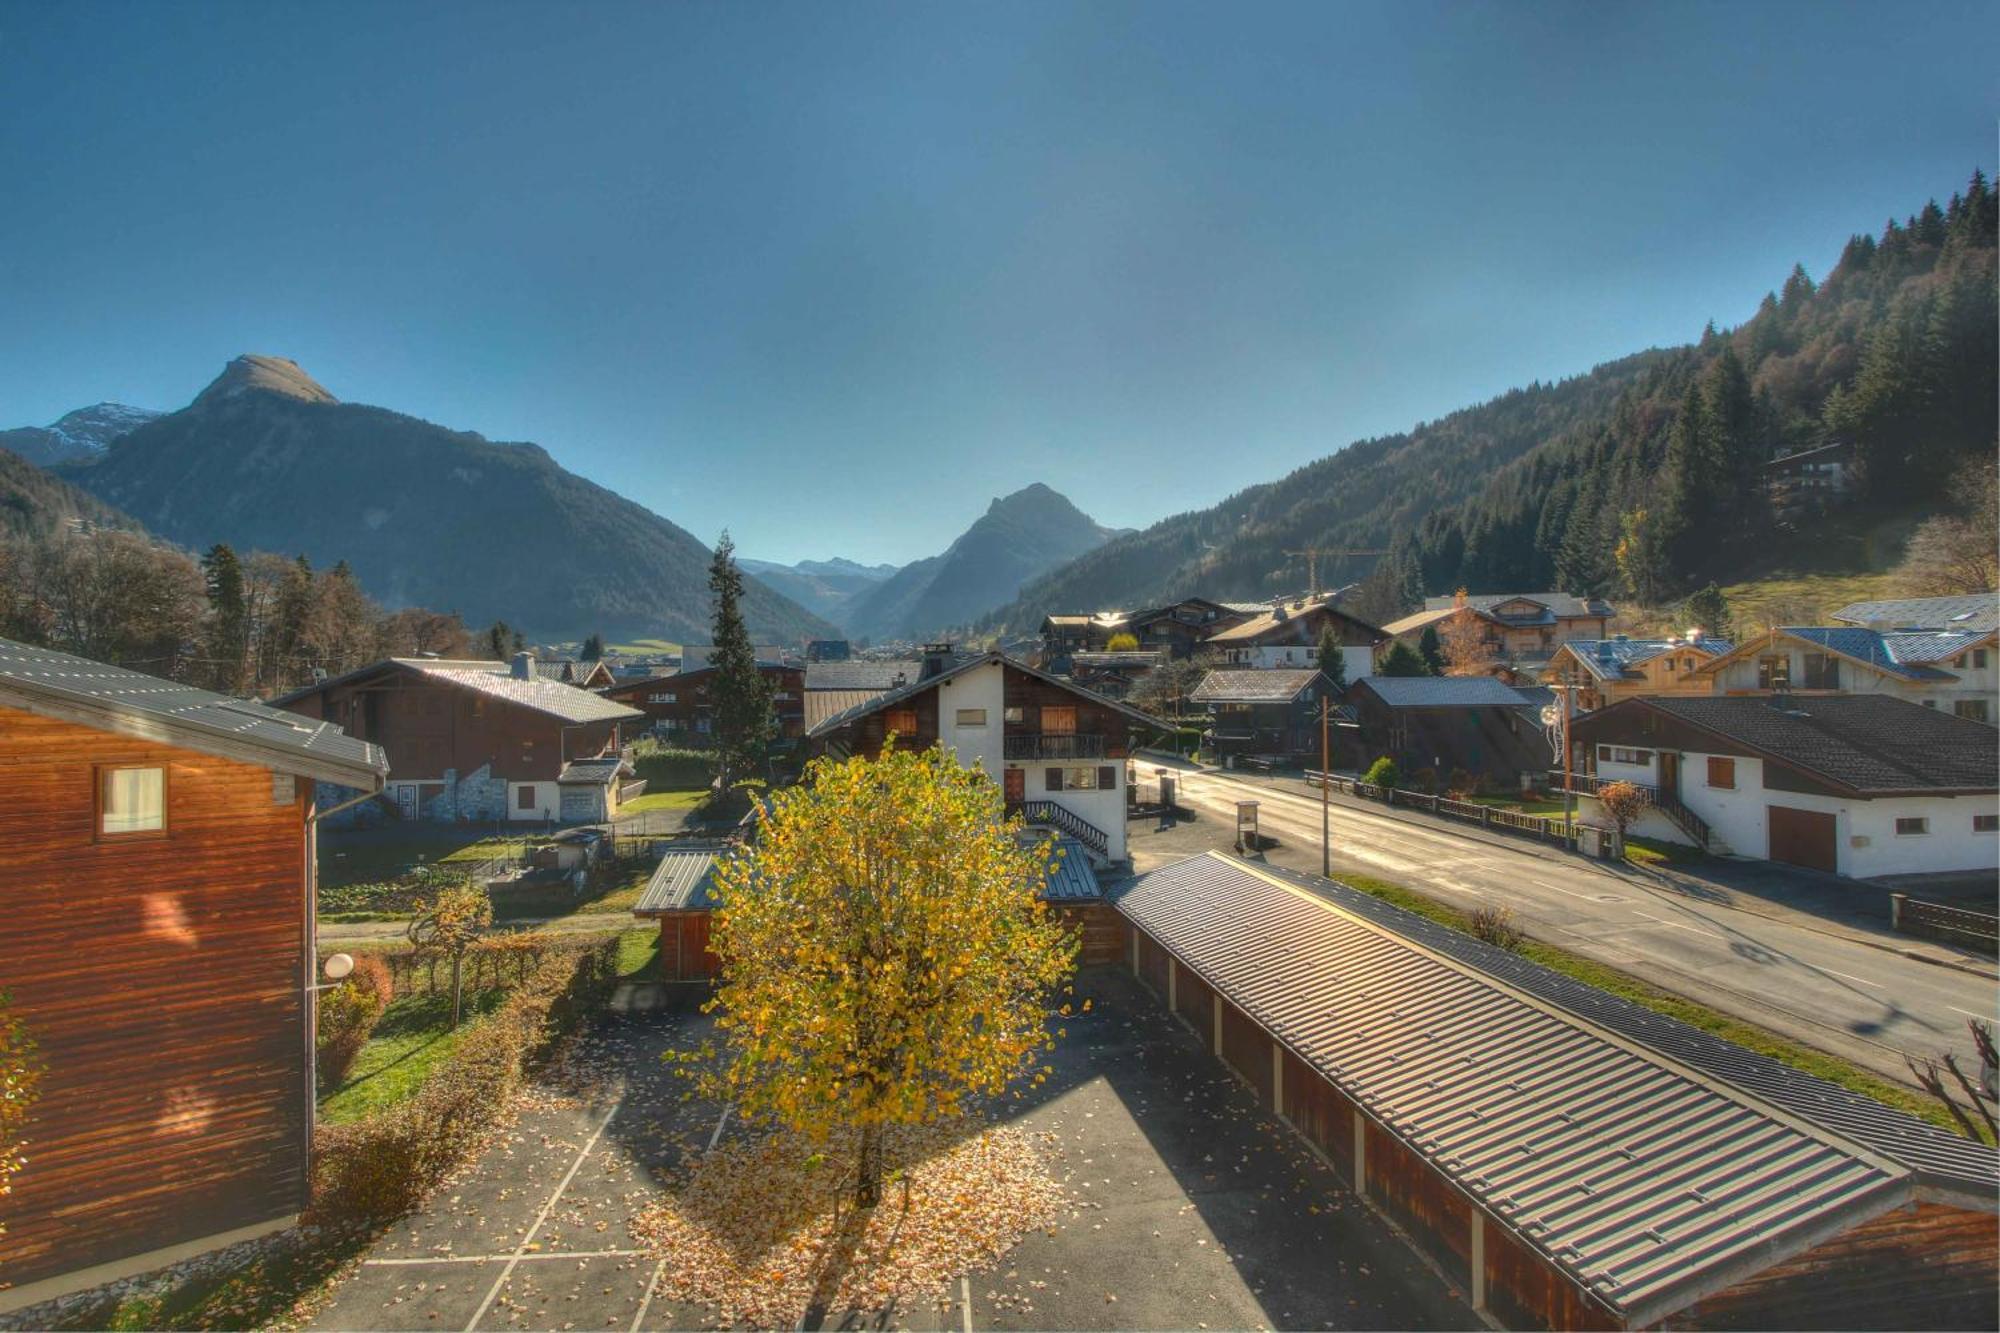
[272,555,315,685]
[201,543,248,693]
[1681,583,1732,643]
[486,621,515,660]
[1378,640,1430,677]
[707,532,775,791]
[1316,624,1349,690]
[581,632,605,661]
[1417,624,1445,675]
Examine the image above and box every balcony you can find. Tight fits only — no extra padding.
[1004,732,1107,760]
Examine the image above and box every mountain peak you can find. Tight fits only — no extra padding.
[192,355,338,409]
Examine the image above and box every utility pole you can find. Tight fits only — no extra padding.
[1559,664,1576,850]
[1285,546,1389,599]
[1321,696,1332,877]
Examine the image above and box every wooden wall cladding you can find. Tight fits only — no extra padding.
[1219,1001,1272,1105]
[1365,1119,1471,1280]
[0,705,308,1290]
[1172,961,1213,1032]
[1055,902,1124,966]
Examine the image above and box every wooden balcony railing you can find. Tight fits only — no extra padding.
[1004,732,1107,760]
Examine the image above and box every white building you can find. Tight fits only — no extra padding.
[1694,626,1997,722]
[1570,694,1998,878]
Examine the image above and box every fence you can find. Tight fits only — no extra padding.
[1304,770,1574,848]
[1891,893,2000,956]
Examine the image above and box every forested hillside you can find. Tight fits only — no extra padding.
[0,447,142,541]
[989,173,1996,630]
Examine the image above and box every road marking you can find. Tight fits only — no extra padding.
[1529,878,1605,903]
[1815,967,1886,990]
[630,1257,668,1333]
[465,1093,625,1332]
[707,1104,733,1152]
[1949,1004,1995,1020]
[961,1275,974,1333]
[367,1249,648,1266]
[1628,910,1723,939]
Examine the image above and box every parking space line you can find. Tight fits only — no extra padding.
[367,1248,648,1266]
[960,1275,974,1333]
[630,1257,668,1333]
[464,1093,626,1332]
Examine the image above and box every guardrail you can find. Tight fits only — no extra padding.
[1305,770,1573,847]
[1892,893,2000,955]
[1014,799,1111,859]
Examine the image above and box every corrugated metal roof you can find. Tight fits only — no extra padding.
[1114,853,1920,1326]
[804,689,889,730]
[394,660,644,724]
[1190,668,1324,704]
[0,637,386,789]
[633,846,728,914]
[1355,675,1533,708]
[557,756,630,785]
[1832,593,1999,634]
[1025,834,1100,900]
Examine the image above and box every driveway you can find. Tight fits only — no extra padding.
[311,972,1473,1331]
[1132,758,1997,1090]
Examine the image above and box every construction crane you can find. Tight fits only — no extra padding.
[1284,546,1388,598]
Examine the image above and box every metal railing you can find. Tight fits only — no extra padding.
[1004,732,1108,760]
[1892,894,1999,954]
[1305,770,1572,846]
[1014,799,1110,858]
[1546,769,1714,849]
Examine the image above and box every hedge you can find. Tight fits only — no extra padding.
[308,935,620,1222]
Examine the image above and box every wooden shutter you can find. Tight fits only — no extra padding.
[1098,765,1116,790]
[1045,767,1064,792]
[1042,706,1077,735]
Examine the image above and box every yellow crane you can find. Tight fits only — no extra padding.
[1284,546,1388,598]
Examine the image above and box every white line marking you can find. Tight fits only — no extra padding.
[1815,967,1886,990]
[464,1094,625,1332]
[1950,1005,1995,1020]
[367,1249,647,1266]
[630,1257,668,1333]
[706,1104,733,1152]
[960,1275,974,1333]
[1529,878,1603,902]
[1628,910,1723,938]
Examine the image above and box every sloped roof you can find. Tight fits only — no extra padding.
[1354,675,1534,708]
[804,660,920,691]
[557,756,631,786]
[1554,637,1735,682]
[1206,597,1383,644]
[277,659,643,725]
[1071,650,1167,668]
[1115,852,1935,1328]
[1880,630,1992,665]
[1190,668,1324,704]
[806,652,1163,738]
[0,637,386,789]
[633,846,727,915]
[1832,593,1999,633]
[804,689,886,730]
[1420,591,1616,622]
[1699,628,1959,683]
[1026,834,1100,901]
[1586,694,1997,795]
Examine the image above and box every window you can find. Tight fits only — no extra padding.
[1062,766,1101,790]
[517,784,537,810]
[1705,757,1735,789]
[1894,816,1928,836]
[884,708,918,735]
[1004,706,1025,724]
[1976,649,1990,669]
[99,766,164,836]
[1597,745,1651,766]
[1975,814,1998,833]
[1801,652,1840,690]
[1956,699,1990,722]
[648,692,676,703]
[1041,706,1077,734]
[1756,655,1789,690]
[954,708,988,727]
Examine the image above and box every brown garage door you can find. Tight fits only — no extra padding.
[1768,805,1837,873]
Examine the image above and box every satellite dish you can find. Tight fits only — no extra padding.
[322,953,355,981]
[1539,704,1561,728]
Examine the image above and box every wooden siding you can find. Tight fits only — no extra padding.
[1365,1118,1471,1280]
[1219,1002,1272,1103]
[1480,1209,1622,1331]
[1171,960,1213,1032]
[604,665,805,741]
[1002,668,1133,758]
[1054,902,1123,966]
[0,706,309,1290]
[1678,1201,1998,1331]
[656,912,719,983]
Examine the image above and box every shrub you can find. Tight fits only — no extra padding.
[319,879,430,917]
[1362,756,1401,791]
[1470,905,1524,952]
[309,936,619,1223]
[1409,767,1438,795]
[1597,781,1649,840]
[316,954,392,1093]
[625,740,715,790]
[1446,768,1475,798]
[1104,631,1141,651]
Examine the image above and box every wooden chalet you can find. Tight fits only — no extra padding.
[1543,635,1735,712]
[1347,674,1548,788]
[1204,595,1383,680]
[274,652,641,824]
[1189,668,1335,762]
[805,651,1162,864]
[1383,592,1614,674]
[0,638,387,1311]
[599,662,806,743]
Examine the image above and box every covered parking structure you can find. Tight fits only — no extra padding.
[1112,852,1997,1330]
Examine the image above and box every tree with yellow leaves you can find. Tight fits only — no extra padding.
[702,742,1079,1208]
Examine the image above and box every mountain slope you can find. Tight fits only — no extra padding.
[845,483,1124,640]
[0,447,145,540]
[737,555,900,626]
[59,356,838,642]
[0,403,161,467]
[992,172,1998,629]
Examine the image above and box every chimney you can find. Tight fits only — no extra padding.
[511,651,535,680]
[920,643,953,680]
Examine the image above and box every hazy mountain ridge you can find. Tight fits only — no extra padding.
[0,403,161,468]
[737,555,901,626]
[50,356,839,643]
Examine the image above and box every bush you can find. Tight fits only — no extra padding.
[1446,768,1475,798]
[319,879,431,917]
[1469,905,1524,952]
[316,954,392,1093]
[1362,756,1401,791]
[309,936,620,1223]
[625,739,715,790]
[1409,767,1438,795]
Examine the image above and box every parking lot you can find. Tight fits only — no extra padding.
[311,968,1472,1331]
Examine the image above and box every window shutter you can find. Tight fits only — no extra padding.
[1045,767,1063,792]
[1098,765,1116,790]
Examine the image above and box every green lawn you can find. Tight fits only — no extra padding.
[609,637,681,655]
[620,788,707,814]
[1331,872,1974,1137]
[488,856,656,923]
[1461,793,1571,817]
[615,927,662,982]
[317,988,508,1125]
[318,830,531,889]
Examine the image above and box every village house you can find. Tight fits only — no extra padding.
[1347,675,1548,789]
[1692,625,1997,721]
[1567,694,1998,875]
[1067,648,1166,698]
[1383,592,1615,675]
[599,661,806,741]
[1831,591,1998,633]
[531,656,617,689]
[1203,595,1382,679]
[1114,852,1997,1331]
[1189,668,1335,763]
[1763,439,1854,521]
[1037,598,1260,671]
[1543,634,1735,711]
[0,638,387,1310]
[677,643,791,672]
[805,650,1162,864]
[275,653,641,824]
[801,655,923,734]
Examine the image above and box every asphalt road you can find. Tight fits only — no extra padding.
[1143,759,1997,1091]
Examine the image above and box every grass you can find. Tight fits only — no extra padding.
[318,829,531,889]
[1615,570,1904,639]
[608,637,680,655]
[1331,871,1973,1136]
[1621,833,1706,868]
[317,987,508,1125]
[615,927,662,982]
[621,788,708,814]
[1461,793,1570,817]
[488,856,657,922]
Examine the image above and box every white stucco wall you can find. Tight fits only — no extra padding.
[507,780,560,822]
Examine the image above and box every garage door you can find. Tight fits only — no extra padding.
[1768,805,1837,873]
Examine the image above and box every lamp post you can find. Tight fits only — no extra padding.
[1318,695,1360,878]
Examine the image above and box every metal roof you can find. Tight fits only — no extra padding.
[803,688,890,730]
[1754,628,1958,681]
[1832,593,1999,634]
[1880,630,1991,664]
[805,652,1164,739]
[1026,834,1101,901]
[1355,675,1534,708]
[1555,638,1734,682]
[633,846,728,915]
[0,637,386,789]
[804,660,920,691]
[276,658,643,726]
[1190,668,1325,704]
[1114,853,1933,1327]
[557,756,630,785]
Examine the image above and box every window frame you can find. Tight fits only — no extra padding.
[517,784,538,811]
[1705,757,1736,790]
[883,708,919,736]
[96,764,168,840]
[1893,816,1929,837]
[954,707,988,728]
[1973,813,1998,834]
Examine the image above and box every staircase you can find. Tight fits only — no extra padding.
[1549,770,1731,855]
[1017,800,1111,862]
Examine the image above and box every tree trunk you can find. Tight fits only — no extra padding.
[855,1124,883,1209]
[450,952,463,1028]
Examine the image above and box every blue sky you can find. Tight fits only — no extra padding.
[0,1,1992,565]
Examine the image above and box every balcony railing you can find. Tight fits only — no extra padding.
[1004,732,1107,760]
